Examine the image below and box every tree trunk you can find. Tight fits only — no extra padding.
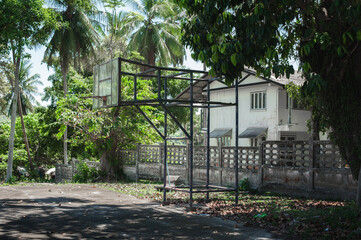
[62,68,68,165]
[311,113,320,141]
[17,94,33,171]
[357,167,361,212]
[100,151,120,179]
[6,54,21,181]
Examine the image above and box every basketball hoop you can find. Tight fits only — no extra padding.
[92,58,119,109]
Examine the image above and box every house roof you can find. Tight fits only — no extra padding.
[243,68,305,86]
[175,74,219,101]
[175,68,304,101]
[238,127,268,138]
[209,128,232,138]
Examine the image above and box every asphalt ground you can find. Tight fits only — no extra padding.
[0,184,280,239]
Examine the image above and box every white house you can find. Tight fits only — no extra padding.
[205,69,312,147]
[176,68,329,147]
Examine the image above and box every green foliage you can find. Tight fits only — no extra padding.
[0,0,60,55]
[43,0,101,73]
[56,72,162,151]
[239,178,250,191]
[73,161,104,183]
[125,0,185,66]
[0,109,62,179]
[3,57,43,116]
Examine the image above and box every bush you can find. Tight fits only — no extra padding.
[239,178,251,191]
[73,161,103,183]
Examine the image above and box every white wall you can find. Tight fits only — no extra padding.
[208,78,312,146]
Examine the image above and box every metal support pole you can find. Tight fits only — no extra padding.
[235,80,239,205]
[134,75,137,101]
[118,58,122,104]
[162,72,168,204]
[189,72,194,208]
[158,69,161,100]
[206,80,210,200]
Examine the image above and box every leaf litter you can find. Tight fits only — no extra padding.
[98,182,361,239]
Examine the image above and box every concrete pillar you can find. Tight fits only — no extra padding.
[136,143,141,182]
[218,145,223,186]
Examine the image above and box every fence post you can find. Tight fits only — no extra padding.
[71,160,75,179]
[159,143,163,182]
[258,142,264,189]
[218,145,223,186]
[309,139,315,190]
[136,143,141,182]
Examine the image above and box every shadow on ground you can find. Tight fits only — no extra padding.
[0,184,278,239]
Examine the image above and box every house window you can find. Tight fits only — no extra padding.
[217,136,231,146]
[280,134,296,141]
[251,92,266,110]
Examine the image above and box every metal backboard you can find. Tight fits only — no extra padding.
[93,58,119,109]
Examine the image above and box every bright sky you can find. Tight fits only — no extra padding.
[27,46,204,106]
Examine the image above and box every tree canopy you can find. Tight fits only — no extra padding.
[179,0,361,208]
[125,0,186,66]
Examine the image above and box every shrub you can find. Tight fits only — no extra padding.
[73,161,103,183]
[239,178,251,191]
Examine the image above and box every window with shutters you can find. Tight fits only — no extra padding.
[251,91,266,110]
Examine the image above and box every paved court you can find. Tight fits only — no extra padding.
[0,184,280,239]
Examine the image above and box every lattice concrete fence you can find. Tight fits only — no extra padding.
[55,159,100,183]
[121,141,357,200]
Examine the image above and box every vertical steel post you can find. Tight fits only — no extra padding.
[162,71,167,204]
[206,80,210,200]
[235,79,239,205]
[158,69,161,100]
[189,72,194,208]
[118,58,122,104]
[134,75,137,101]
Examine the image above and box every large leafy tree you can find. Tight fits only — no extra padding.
[125,0,185,67]
[0,0,58,181]
[44,0,101,164]
[179,0,361,209]
[55,63,162,177]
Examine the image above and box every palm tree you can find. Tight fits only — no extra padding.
[5,59,42,116]
[44,0,101,164]
[125,0,185,67]
[3,58,42,171]
[101,0,127,60]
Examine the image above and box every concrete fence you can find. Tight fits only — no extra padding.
[121,141,357,200]
[55,159,100,183]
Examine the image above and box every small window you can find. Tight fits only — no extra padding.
[251,92,266,110]
[280,135,296,141]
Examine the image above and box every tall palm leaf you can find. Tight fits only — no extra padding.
[44,0,101,164]
[5,59,42,116]
[97,10,129,61]
[125,0,185,67]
